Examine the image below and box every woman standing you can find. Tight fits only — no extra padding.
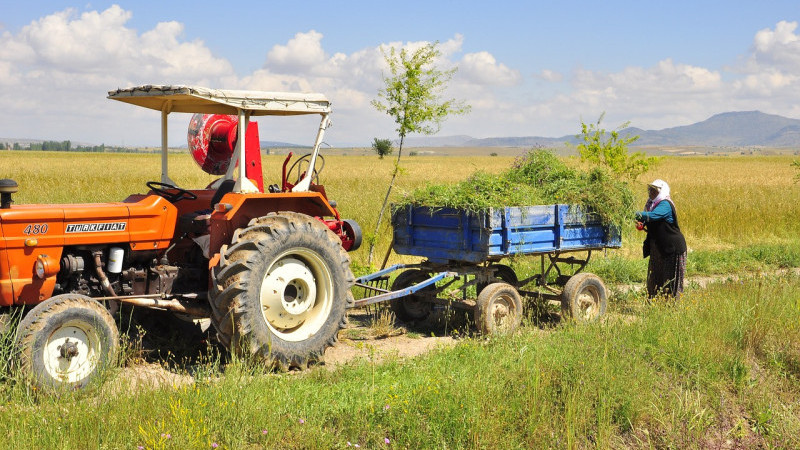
[635,179,687,299]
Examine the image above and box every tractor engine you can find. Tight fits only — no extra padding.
[54,245,205,299]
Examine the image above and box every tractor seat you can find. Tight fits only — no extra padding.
[178,179,236,236]
[209,179,235,208]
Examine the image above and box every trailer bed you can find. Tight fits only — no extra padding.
[392,204,620,264]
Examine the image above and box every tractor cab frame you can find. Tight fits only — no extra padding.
[107,85,331,194]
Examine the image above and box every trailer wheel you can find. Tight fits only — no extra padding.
[477,264,518,294]
[561,272,607,322]
[389,270,434,322]
[475,282,523,335]
[15,294,119,391]
[211,212,354,370]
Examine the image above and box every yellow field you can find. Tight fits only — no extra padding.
[2,150,798,265]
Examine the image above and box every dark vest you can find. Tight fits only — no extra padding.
[643,200,687,257]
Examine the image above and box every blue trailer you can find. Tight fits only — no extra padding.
[353,204,621,334]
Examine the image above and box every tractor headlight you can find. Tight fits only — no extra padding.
[34,255,59,279]
[34,259,46,279]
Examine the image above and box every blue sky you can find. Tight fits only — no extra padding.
[1,1,799,146]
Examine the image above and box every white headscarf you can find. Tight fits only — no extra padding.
[646,179,671,211]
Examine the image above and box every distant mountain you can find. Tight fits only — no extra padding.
[408,111,800,148]
[623,111,800,147]
[463,136,572,147]
[260,140,309,149]
[399,135,474,147]
[6,111,799,150]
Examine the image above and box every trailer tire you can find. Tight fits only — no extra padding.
[561,272,607,322]
[15,294,119,391]
[475,282,523,335]
[477,264,518,294]
[389,270,434,322]
[210,212,354,370]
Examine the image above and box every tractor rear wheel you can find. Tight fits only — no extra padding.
[210,212,354,370]
[15,294,119,391]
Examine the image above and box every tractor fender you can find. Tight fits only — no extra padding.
[207,192,338,260]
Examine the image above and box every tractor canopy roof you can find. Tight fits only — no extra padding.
[107,85,331,116]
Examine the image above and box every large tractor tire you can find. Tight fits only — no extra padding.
[15,294,119,391]
[560,272,607,322]
[210,212,354,370]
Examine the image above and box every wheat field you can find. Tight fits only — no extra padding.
[3,150,798,266]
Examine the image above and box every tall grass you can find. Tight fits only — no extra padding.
[639,155,800,246]
[0,275,797,447]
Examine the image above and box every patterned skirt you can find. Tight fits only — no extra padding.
[646,240,687,299]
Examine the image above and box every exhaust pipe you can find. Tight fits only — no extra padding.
[0,179,18,209]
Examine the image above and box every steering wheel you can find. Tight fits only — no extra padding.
[286,153,325,186]
[146,181,198,203]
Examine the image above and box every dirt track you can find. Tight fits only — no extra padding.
[114,310,461,390]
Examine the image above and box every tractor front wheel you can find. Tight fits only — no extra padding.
[211,212,354,370]
[15,294,119,391]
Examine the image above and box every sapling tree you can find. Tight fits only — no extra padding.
[367,42,470,265]
[576,113,656,181]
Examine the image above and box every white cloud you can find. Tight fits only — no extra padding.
[0,6,238,145]
[459,51,521,86]
[266,30,327,72]
[751,20,800,71]
[537,70,563,82]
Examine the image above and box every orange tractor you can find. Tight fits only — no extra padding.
[0,85,361,389]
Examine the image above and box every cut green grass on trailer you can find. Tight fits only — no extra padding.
[396,150,636,229]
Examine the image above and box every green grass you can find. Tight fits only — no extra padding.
[0,275,798,447]
[581,240,800,284]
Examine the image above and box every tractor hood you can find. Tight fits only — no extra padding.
[107,85,331,116]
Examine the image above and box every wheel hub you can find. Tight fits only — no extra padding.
[491,299,512,327]
[59,338,79,360]
[44,324,97,384]
[260,257,317,329]
[577,290,598,319]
